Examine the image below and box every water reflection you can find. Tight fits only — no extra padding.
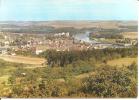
[73,32,98,44]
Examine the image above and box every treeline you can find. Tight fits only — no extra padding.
[90,33,123,39]
[0,26,55,34]
[1,26,86,34]
[40,47,137,67]
[90,28,124,39]
[119,25,138,32]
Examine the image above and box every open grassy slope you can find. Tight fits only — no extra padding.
[107,57,137,67]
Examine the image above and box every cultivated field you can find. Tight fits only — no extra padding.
[122,32,138,39]
[107,57,137,67]
[0,55,46,65]
[36,21,137,29]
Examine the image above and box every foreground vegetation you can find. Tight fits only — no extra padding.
[0,45,138,98]
[3,62,137,98]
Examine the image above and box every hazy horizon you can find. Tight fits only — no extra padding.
[0,20,138,22]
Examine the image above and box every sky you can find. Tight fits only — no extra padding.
[0,0,138,21]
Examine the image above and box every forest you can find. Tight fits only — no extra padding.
[40,46,137,67]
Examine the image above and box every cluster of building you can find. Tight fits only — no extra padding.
[0,32,93,55]
[45,37,92,51]
[54,32,70,37]
[0,31,138,56]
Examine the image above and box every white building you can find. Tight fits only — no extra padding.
[36,50,43,55]
[35,46,47,55]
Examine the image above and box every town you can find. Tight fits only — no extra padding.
[0,30,138,56]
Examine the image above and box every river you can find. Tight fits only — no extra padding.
[73,32,128,48]
[73,32,99,44]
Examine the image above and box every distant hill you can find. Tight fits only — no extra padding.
[0,21,137,34]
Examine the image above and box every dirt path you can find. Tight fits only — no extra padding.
[0,55,46,65]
